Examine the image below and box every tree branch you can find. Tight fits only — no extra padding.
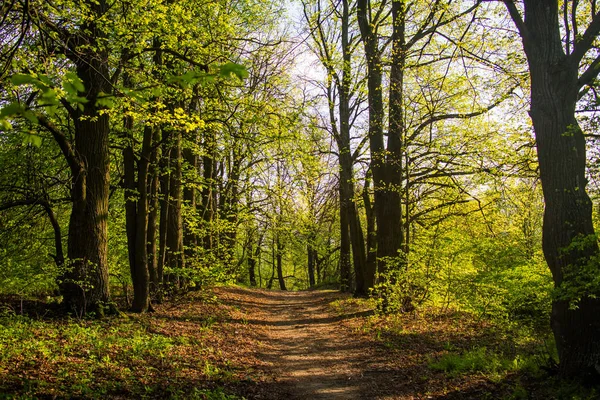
[503,0,530,43]
[570,10,600,64]
[37,114,82,176]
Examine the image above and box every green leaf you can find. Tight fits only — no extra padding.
[0,119,12,131]
[0,103,24,118]
[10,74,37,86]
[21,132,42,147]
[96,96,115,108]
[63,81,78,96]
[219,63,248,80]
[65,72,85,92]
[38,74,53,87]
[22,111,39,124]
[68,95,89,105]
[40,89,59,106]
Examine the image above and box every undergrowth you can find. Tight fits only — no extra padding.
[428,346,540,380]
[327,295,600,399]
[0,294,248,399]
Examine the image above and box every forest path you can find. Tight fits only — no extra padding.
[218,287,397,399]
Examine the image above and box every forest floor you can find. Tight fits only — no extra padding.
[217,287,522,399]
[0,286,597,399]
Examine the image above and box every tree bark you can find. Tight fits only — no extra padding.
[362,171,377,292]
[380,0,405,267]
[505,0,600,378]
[276,235,286,291]
[158,139,170,297]
[248,241,257,287]
[131,125,152,312]
[220,148,241,274]
[201,129,216,251]
[60,5,112,312]
[183,144,198,263]
[166,129,185,288]
[307,240,316,288]
[147,128,161,297]
[338,195,352,292]
[357,0,390,289]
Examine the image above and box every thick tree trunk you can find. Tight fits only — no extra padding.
[357,0,390,290]
[531,66,600,377]
[373,0,407,311]
[122,75,152,313]
[61,25,111,313]
[339,127,367,294]
[379,0,405,268]
[506,0,600,378]
[337,0,361,294]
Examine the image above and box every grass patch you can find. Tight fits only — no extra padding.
[429,346,538,380]
[0,292,255,399]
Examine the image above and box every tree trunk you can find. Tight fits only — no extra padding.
[307,240,316,288]
[338,196,352,292]
[267,238,275,290]
[276,235,286,291]
[362,171,377,293]
[379,0,405,268]
[158,134,171,297]
[248,240,257,287]
[147,128,161,297]
[60,15,111,313]
[166,129,185,288]
[123,130,137,305]
[506,0,600,378]
[201,129,216,251]
[122,70,152,313]
[357,0,389,288]
[130,125,153,312]
[220,149,241,274]
[183,145,198,263]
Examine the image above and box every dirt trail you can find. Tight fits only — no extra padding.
[219,287,398,400]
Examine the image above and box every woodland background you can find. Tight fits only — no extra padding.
[1,0,600,396]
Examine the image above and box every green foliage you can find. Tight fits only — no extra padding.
[0,306,240,398]
[429,346,538,379]
[189,387,245,400]
[554,234,600,308]
[456,258,552,329]
[218,63,249,80]
[372,254,429,314]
